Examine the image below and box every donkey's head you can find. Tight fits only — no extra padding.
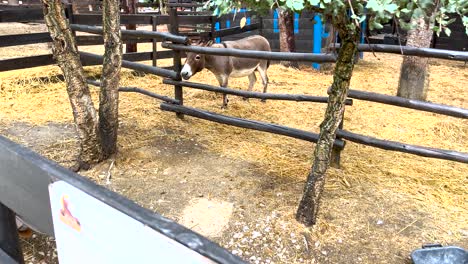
[180,39,213,80]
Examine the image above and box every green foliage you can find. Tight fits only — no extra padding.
[206,0,468,36]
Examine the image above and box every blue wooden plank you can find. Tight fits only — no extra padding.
[215,21,220,43]
[294,13,299,34]
[360,15,367,59]
[273,10,279,33]
[312,15,322,69]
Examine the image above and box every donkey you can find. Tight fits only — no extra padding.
[180,35,271,108]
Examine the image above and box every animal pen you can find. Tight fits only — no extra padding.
[0,3,468,263]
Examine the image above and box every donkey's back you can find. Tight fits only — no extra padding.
[223,35,271,52]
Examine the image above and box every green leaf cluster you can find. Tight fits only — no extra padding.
[206,0,468,36]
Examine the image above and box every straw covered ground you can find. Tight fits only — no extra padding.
[0,23,467,264]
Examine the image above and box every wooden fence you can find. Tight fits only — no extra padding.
[70,24,468,166]
[0,4,261,71]
[0,6,467,165]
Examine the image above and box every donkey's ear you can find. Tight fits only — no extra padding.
[188,37,200,45]
[206,40,214,47]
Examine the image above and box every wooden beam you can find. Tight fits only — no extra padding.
[164,79,353,105]
[0,8,43,22]
[71,24,189,44]
[332,43,468,61]
[212,23,260,38]
[80,51,178,79]
[160,103,346,149]
[336,130,468,164]
[339,88,468,119]
[0,32,50,47]
[0,55,54,72]
[87,80,180,104]
[162,43,337,62]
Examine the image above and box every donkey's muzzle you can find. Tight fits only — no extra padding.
[181,71,191,80]
[180,64,193,80]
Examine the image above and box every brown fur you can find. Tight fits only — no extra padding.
[181,35,271,108]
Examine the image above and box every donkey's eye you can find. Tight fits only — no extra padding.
[195,55,201,60]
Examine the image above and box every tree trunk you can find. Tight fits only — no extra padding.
[159,0,165,15]
[296,20,359,226]
[42,0,102,169]
[99,0,123,158]
[124,0,137,53]
[397,5,438,100]
[278,8,299,68]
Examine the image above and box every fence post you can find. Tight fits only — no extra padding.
[65,4,76,38]
[124,0,138,53]
[152,15,158,67]
[330,118,344,168]
[169,8,184,119]
[0,202,24,264]
[210,16,215,41]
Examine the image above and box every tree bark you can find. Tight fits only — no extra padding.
[159,0,166,15]
[99,0,123,158]
[278,8,299,68]
[296,16,359,226]
[397,5,438,100]
[42,0,102,169]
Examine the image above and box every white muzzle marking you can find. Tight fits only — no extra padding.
[180,64,193,80]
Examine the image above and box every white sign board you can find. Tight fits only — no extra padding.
[49,181,216,264]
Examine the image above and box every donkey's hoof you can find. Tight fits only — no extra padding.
[221,104,228,109]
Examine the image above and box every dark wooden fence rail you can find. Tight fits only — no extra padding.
[160,103,346,149]
[0,51,177,72]
[0,8,43,22]
[336,130,468,163]
[164,79,354,105]
[166,3,205,8]
[71,13,212,26]
[79,52,178,79]
[87,80,180,104]
[332,43,468,61]
[212,22,261,38]
[0,55,54,72]
[0,32,51,47]
[70,24,189,44]
[0,32,177,47]
[162,43,338,62]
[340,89,468,119]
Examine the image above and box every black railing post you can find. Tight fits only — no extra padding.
[0,202,24,264]
[152,15,158,67]
[169,7,184,118]
[330,117,344,169]
[65,4,76,38]
[209,15,215,41]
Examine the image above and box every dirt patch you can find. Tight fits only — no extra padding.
[180,198,234,238]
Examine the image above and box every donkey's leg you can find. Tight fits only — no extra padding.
[257,64,269,102]
[244,73,257,101]
[216,74,229,108]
